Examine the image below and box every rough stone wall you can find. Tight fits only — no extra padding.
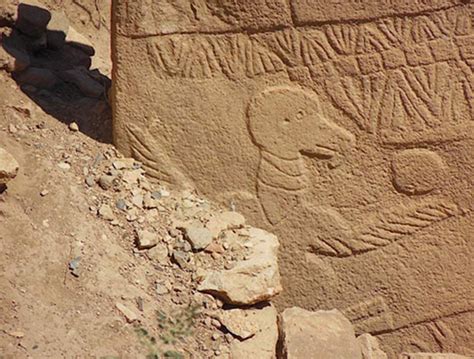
[111,1,474,356]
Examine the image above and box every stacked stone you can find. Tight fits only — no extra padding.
[195,220,282,358]
[0,0,106,97]
[192,216,388,359]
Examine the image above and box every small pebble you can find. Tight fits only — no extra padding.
[136,297,144,312]
[85,176,95,187]
[135,229,158,250]
[98,175,115,190]
[115,302,139,323]
[211,319,221,328]
[116,198,127,211]
[68,257,81,277]
[98,204,115,221]
[58,162,71,171]
[159,189,170,197]
[7,331,24,338]
[69,122,79,132]
[131,194,143,208]
[172,250,190,269]
[155,283,169,295]
[151,191,162,200]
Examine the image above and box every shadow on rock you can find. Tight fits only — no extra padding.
[0,2,112,143]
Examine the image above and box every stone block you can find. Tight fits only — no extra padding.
[218,304,278,359]
[280,308,361,359]
[112,1,474,354]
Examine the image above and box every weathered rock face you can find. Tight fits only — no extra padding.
[357,334,388,359]
[0,147,19,185]
[280,308,362,359]
[198,227,281,305]
[215,304,279,359]
[112,0,474,355]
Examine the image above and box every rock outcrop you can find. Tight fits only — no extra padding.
[0,1,108,97]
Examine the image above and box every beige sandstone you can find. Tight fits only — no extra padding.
[280,307,362,359]
[135,229,158,250]
[112,0,474,355]
[115,302,139,323]
[198,227,281,305]
[65,26,94,56]
[46,10,69,49]
[182,223,213,251]
[205,211,246,239]
[0,147,19,184]
[215,308,260,340]
[358,334,388,359]
[228,304,279,359]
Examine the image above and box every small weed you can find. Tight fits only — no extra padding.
[136,304,201,358]
[163,351,184,359]
[136,327,160,359]
[158,304,200,345]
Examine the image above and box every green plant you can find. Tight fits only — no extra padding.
[163,351,184,359]
[158,304,200,345]
[135,304,200,358]
[135,327,160,359]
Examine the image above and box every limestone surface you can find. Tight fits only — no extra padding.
[205,211,246,238]
[227,304,278,359]
[198,227,281,305]
[0,147,19,184]
[357,334,388,359]
[112,0,474,354]
[280,308,362,359]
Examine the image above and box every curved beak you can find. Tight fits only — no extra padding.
[301,116,355,164]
